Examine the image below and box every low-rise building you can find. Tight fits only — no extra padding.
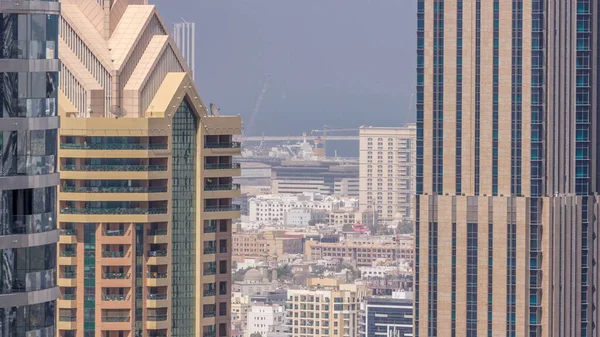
[305,238,413,267]
[232,292,251,337]
[233,230,304,263]
[284,208,327,226]
[249,193,356,222]
[272,160,359,196]
[234,268,278,296]
[286,278,368,337]
[359,294,413,337]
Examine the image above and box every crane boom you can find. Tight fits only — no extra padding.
[247,74,271,135]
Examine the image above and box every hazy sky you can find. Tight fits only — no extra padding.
[153,0,416,136]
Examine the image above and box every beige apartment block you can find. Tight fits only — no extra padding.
[286,278,368,337]
[232,230,303,263]
[56,1,241,337]
[359,125,416,223]
[305,238,413,267]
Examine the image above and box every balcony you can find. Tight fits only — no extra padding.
[103,272,129,279]
[203,289,216,297]
[203,311,216,318]
[102,294,127,301]
[148,229,167,236]
[62,186,167,193]
[203,247,216,255]
[61,207,167,215]
[61,164,167,172]
[102,316,130,322]
[203,332,216,337]
[204,142,241,149]
[147,315,169,330]
[148,250,167,257]
[60,143,167,150]
[147,250,168,265]
[147,272,168,287]
[204,205,240,212]
[59,315,77,322]
[205,163,241,170]
[62,294,76,300]
[204,184,240,191]
[60,251,76,257]
[60,229,77,236]
[147,315,167,322]
[148,293,167,300]
[102,251,126,258]
[104,229,126,236]
[203,224,217,233]
[204,267,217,276]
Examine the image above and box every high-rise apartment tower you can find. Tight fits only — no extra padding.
[56,1,241,337]
[0,0,60,335]
[415,0,600,336]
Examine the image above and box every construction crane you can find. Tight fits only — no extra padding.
[310,126,358,154]
[247,73,271,136]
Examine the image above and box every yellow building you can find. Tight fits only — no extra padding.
[56,1,241,337]
[305,238,413,267]
[286,278,368,337]
[232,230,304,263]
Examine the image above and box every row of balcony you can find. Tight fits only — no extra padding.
[62,186,168,193]
[60,229,168,237]
[61,185,239,193]
[60,142,241,150]
[60,250,167,258]
[60,163,240,171]
[60,315,168,322]
[61,164,167,172]
[60,205,240,215]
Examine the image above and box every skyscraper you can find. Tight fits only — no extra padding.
[415,0,599,336]
[0,1,60,335]
[56,1,241,337]
[173,21,196,82]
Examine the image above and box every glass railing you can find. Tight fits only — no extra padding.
[59,315,77,322]
[147,293,167,300]
[102,316,130,322]
[147,315,167,322]
[204,142,241,149]
[60,251,76,257]
[203,289,216,297]
[61,164,167,172]
[148,250,167,257]
[61,208,167,215]
[203,247,216,254]
[203,312,216,318]
[204,163,241,170]
[203,267,216,275]
[104,229,125,236]
[147,272,167,279]
[147,229,167,236]
[102,251,126,258]
[203,225,216,233]
[60,143,168,150]
[62,186,167,193]
[204,184,241,191]
[60,228,77,236]
[103,272,128,279]
[61,272,76,279]
[62,294,76,300]
[204,205,241,212]
[203,332,216,337]
[103,294,127,301]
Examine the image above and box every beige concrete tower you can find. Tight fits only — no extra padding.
[416,0,600,336]
[56,1,241,337]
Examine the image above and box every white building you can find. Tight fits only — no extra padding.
[249,193,356,222]
[283,208,327,226]
[246,304,286,337]
[359,266,400,279]
[359,125,416,222]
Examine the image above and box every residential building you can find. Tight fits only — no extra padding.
[249,290,288,305]
[359,125,416,222]
[286,278,368,337]
[326,209,375,227]
[232,230,303,263]
[173,21,195,81]
[305,238,413,267]
[272,160,359,197]
[246,304,286,337]
[284,208,327,226]
[415,0,600,335]
[56,1,241,336]
[0,0,60,334]
[249,193,356,223]
[231,292,251,337]
[359,295,413,337]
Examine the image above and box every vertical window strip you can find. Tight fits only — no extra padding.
[575,0,591,195]
[529,200,541,335]
[507,220,517,335]
[488,223,493,336]
[530,0,544,197]
[511,0,523,195]
[581,198,589,335]
[428,221,438,336]
[492,0,499,195]
[432,0,445,194]
[416,0,425,195]
[466,223,478,335]
[475,0,481,195]
[451,222,457,336]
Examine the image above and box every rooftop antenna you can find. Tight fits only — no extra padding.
[210,103,220,116]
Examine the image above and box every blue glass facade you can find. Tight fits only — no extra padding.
[359,297,412,337]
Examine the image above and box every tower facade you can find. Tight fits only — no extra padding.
[56,1,241,337]
[0,0,60,335]
[173,21,195,82]
[415,0,600,336]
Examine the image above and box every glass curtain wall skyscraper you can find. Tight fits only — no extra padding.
[415,0,599,336]
[0,0,60,335]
